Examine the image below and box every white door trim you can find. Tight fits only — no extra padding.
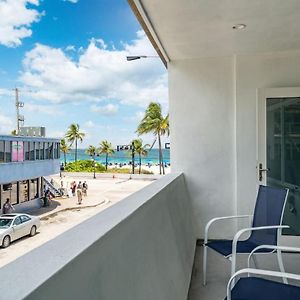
[256,87,300,246]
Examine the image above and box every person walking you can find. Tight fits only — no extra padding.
[2,199,15,214]
[71,181,76,197]
[82,181,88,197]
[77,181,83,204]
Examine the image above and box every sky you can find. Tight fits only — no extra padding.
[0,0,168,147]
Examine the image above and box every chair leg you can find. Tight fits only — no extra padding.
[277,250,288,284]
[231,252,237,286]
[203,245,207,285]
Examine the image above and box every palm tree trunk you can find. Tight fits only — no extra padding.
[158,134,165,175]
[158,133,162,175]
[139,154,141,174]
[75,138,78,162]
[64,152,66,166]
[105,153,108,170]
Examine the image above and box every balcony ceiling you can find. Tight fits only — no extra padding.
[139,0,300,60]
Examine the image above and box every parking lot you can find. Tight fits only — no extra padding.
[0,176,153,268]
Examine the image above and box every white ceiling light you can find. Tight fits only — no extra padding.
[232,24,246,30]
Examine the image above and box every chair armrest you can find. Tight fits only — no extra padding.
[230,225,289,277]
[232,225,289,255]
[227,268,300,300]
[204,215,253,244]
[248,245,300,268]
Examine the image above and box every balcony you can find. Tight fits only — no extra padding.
[0,173,196,299]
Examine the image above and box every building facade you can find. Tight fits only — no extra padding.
[0,135,60,212]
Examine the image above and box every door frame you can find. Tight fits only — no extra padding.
[257,87,300,246]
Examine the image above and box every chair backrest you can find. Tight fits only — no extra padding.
[249,185,288,246]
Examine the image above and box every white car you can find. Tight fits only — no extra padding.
[0,213,41,248]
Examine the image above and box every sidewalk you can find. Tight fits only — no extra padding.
[27,176,153,220]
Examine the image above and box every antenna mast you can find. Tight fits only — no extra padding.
[15,88,24,134]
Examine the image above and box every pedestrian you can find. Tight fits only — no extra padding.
[71,181,76,197]
[77,181,83,204]
[2,198,15,214]
[82,181,88,196]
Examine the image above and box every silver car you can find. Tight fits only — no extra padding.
[0,213,40,248]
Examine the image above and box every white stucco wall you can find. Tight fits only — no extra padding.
[0,173,196,300]
[169,58,236,238]
[169,51,300,238]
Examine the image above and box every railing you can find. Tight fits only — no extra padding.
[0,173,195,300]
[43,176,63,197]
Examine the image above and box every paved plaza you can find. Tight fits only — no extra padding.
[0,175,153,268]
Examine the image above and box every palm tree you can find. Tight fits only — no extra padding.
[65,123,85,162]
[60,139,71,166]
[86,145,97,179]
[136,102,169,175]
[99,140,115,170]
[132,139,150,174]
[85,145,97,157]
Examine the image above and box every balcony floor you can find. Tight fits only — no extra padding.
[188,244,300,300]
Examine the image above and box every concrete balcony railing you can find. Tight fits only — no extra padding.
[0,159,60,184]
[0,173,196,300]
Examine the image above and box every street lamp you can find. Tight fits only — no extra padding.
[126,55,159,61]
[89,151,98,179]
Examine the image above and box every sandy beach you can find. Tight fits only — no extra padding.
[106,164,171,175]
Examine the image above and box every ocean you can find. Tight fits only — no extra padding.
[62,148,170,165]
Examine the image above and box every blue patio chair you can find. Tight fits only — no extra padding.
[203,185,289,285]
[226,245,300,300]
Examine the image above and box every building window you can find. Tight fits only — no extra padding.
[49,142,54,159]
[0,141,4,162]
[54,143,59,159]
[19,180,29,203]
[40,143,45,160]
[2,182,18,205]
[35,142,40,160]
[30,179,38,200]
[12,141,24,162]
[45,142,49,159]
[4,141,11,162]
[29,142,35,160]
[24,142,30,160]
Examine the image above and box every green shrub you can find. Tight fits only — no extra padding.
[64,160,153,175]
[65,160,106,172]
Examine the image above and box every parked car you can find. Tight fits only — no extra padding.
[0,214,40,248]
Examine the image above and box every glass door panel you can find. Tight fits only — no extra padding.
[267,97,300,235]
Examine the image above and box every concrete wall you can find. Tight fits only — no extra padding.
[0,160,60,184]
[169,51,300,238]
[169,57,236,238]
[0,173,196,300]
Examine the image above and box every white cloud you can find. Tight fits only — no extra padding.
[19,31,168,108]
[65,45,75,52]
[0,113,14,134]
[123,111,144,122]
[63,0,79,3]
[47,130,64,139]
[0,0,43,47]
[91,104,119,115]
[24,103,64,115]
[84,120,95,128]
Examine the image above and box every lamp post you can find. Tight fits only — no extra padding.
[90,151,96,179]
[131,141,135,175]
[126,55,159,61]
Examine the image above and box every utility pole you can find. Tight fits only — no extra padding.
[14,88,24,134]
[131,141,135,175]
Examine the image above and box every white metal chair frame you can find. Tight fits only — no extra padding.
[203,211,289,285]
[248,245,300,284]
[227,245,300,300]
